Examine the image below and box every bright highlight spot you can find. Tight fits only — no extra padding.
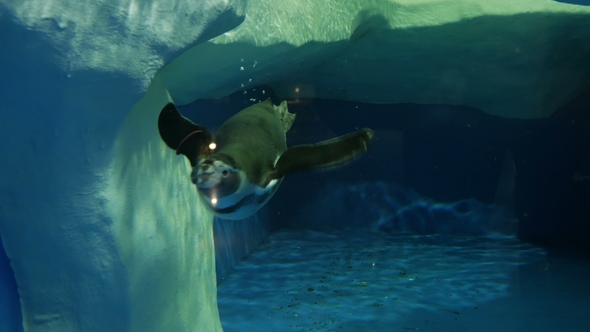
[209,142,217,150]
[211,198,218,205]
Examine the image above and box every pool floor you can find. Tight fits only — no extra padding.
[217,229,590,332]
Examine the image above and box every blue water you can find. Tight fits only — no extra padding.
[217,229,590,332]
[205,89,590,330]
[0,237,23,332]
[555,0,590,5]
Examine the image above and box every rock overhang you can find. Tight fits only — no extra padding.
[161,0,590,119]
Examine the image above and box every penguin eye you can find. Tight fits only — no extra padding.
[221,169,229,178]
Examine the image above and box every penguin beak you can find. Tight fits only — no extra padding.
[192,162,219,188]
[193,159,235,189]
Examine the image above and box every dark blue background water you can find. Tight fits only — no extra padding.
[556,0,590,5]
[181,85,590,249]
[0,237,23,332]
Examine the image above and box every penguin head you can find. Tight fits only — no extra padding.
[192,154,241,204]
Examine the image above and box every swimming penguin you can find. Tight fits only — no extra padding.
[158,99,373,220]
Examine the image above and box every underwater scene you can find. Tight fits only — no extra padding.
[1,0,590,331]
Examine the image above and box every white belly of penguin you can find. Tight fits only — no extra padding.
[202,170,282,220]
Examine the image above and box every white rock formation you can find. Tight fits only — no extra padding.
[0,0,243,331]
[164,0,590,119]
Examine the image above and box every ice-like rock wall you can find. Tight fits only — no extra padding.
[104,76,223,331]
[0,0,244,330]
[163,0,590,119]
[0,0,247,87]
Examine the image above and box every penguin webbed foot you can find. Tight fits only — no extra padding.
[158,102,214,166]
[271,128,374,179]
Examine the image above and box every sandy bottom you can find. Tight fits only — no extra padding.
[217,229,590,332]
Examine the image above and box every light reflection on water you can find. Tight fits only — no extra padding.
[217,229,546,332]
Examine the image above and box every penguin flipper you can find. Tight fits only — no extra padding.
[270,128,374,179]
[158,103,213,167]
